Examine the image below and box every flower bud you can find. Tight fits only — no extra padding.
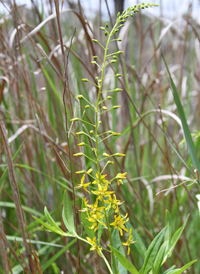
[73,153,84,156]
[70,118,79,121]
[77,95,84,99]
[87,168,93,174]
[78,142,85,146]
[76,170,86,174]
[92,39,98,43]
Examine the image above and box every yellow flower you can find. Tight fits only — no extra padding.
[87,212,107,231]
[92,183,114,200]
[75,175,91,193]
[115,172,127,185]
[110,213,129,236]
[104,194,123,211]
[92,173,109,185]
[122,229,136,255]
[86,236,102,256]
[87,199,105,215]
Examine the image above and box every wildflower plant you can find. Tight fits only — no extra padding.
[34,3,197,274]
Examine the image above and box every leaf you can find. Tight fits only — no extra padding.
[62,190,76,234]
[108,245,139,274]
[153,241,168,274]
[112,229,127,274]
[163,214,189,262]
[164,210,172,243]
[0,141,24,194]
[126,221,147,258]
[33,216,70,237]
[33,216,69,237]
[44,207,65,234]
[140,227,166,274]
[158,125,193,174]
[162,54,200,182]
[166,260,197,274]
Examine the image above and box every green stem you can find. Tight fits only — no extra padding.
[94,20,120,274]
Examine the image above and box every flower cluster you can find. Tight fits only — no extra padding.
[71,1,159,262]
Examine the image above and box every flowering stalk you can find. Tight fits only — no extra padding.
[72,4,158,273]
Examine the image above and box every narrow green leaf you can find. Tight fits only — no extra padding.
[0,202,43,217]
[109,245,139,274]
[112,229,127,274]
[0,141,24,194]
[44,207,64,234]
[62,190,76,234]
[140,227,166,274]
[166,260,197,274]
[126,221,146,258]
[163,54,200,182]
[164,214,189,261]
[153,241,168,274]
[6,235,63,247]
[33,216,70,237]
[158,125,193,174]
[164,210,173,243]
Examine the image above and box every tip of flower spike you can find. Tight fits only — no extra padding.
[90,130,94,134]
[103,153,110,157]
[82,78,89,82]
[112,105,121,109]
[107,161,114,164]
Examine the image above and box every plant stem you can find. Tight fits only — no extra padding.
[94,21,120,274]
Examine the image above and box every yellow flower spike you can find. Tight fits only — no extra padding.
[90,130,94,134]
[103,153,110,157]
[86,236,103,256]
[110,213,129,236]
[75,174,91,193]
[122,229,136,255]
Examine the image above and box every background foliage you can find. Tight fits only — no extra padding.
[0,0,200,273]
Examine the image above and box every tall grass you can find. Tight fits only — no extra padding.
[0,0,200,273]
